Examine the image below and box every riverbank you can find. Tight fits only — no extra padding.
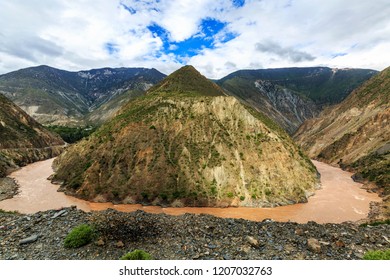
[0,178,18,202]
[0,158,382,223]
[1,207,389,260]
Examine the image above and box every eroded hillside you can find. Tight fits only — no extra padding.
[52,66,319,207]
[0,94,65,177]
[294,67,390,190]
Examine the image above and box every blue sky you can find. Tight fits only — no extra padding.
[146,18,238,62]
[1,0,390,78]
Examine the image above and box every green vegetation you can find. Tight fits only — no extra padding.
[120,250,153,260]
[0,65,166,125]
[147,65,225,97]
[363,249,390,260]
[64,224,95,248]
[359,219,390,227]
[52,65,319,207]
[350,151,390,192]
[46,125,97,143]
[0,209,20,214]
[219,67,377,106]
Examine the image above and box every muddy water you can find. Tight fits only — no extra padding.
[0,158,381,223]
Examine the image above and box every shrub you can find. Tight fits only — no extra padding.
[64,224,95,248]
[240,196,245,201]
[120,250,153,260]
[363,249,390,260]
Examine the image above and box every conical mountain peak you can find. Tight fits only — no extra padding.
[147,65,226,97]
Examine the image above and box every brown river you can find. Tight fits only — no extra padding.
[0,158,381,223]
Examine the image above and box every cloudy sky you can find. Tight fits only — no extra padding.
[1,0,390,78]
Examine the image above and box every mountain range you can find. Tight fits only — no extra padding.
[0,63,387,213]
[0,65,165,125]
[52,66,319,207]
[0,66,376,135]
[218,67,377,133]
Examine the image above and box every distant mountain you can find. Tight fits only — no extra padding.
[0,94,65,177]
[0,65,166,125]
[294,67,389,191]
[218,67,377,133]
[52,66,319,207]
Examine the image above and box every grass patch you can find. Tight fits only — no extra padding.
[0,209,20,214]
[360,219,390,227]
[363,249,390,260]
[64,224,95,248]
[120,250,153,260]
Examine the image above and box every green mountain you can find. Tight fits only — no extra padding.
[294,67,390,192]
[0,65,166,125]
[0,94,65,177]
[148,65,226,97]
[52,66,319,207]
[218,67,376,133]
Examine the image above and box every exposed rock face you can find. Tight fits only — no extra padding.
[218,67,376,134]
[52,66,319,207]
[294,67,390,190]
[0,94,65,177]
[252,80,319,134]
[0,65,166,125]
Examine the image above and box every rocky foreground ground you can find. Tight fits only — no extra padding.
[0,206,389,260]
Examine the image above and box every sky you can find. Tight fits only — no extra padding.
[0,0,390,79]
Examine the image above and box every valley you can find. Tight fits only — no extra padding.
[0,157,387,260]
[0,157,381,223]
[0,64,388,260]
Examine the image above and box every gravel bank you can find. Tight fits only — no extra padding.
[0,207,389,260]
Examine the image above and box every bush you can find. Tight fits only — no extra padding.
[120,250,153,260]
[64,224,95,248]
[363,249,390,260]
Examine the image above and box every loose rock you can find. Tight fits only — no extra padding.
[19,234,39,245]
[246,236,260,248]
[0,207,389,260]
[307,238,321,253]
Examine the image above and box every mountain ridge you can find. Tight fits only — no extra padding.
[218,67,377,134]
[0,65,166,125]
[52,65,319,207]
[294,66,390,191]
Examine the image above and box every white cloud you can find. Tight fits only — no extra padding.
[0,0,389,78]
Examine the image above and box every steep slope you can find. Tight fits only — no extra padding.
[52,66,319,207]
[0,94,65,177]
[0,65,166,125]
[221,77,319,134]
[294,67,389,190]
[219,67,377,106]
[148,65,226,97]
[218,67,376,133]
